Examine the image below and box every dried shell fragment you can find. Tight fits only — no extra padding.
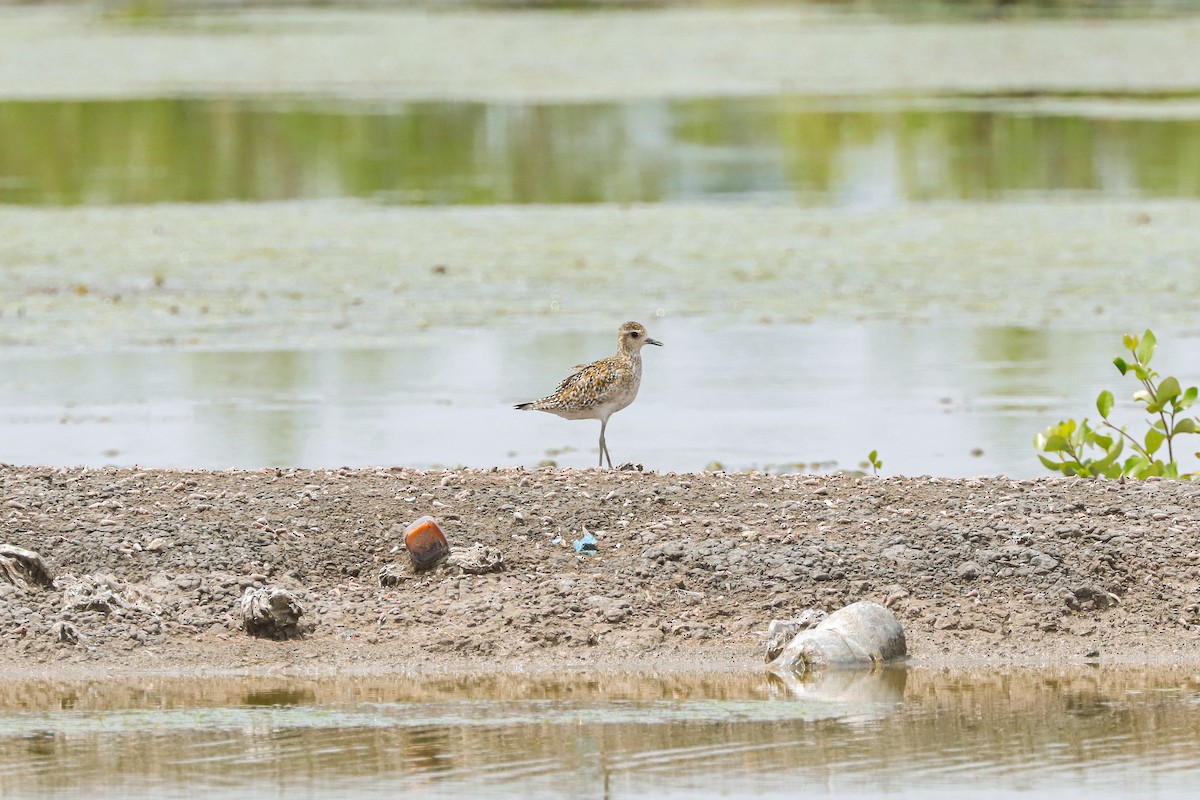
[0,544,54,589]
[241,586,305,640]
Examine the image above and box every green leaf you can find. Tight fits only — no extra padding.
[1096,390,1114,419]
[1173,418,1199,435]
[1113,357,1129,376]
[1145,427,1165,456]
[1137,329,1156,365]
[1122,333,1137,352]
[1157,376,1181,405]
[1043,435,1070,453]
[1132,365,1150,381]
[1038,454,1064,472]
[1070,422,1088,448]
[1128,456,1157,479]
[1092,434,1125,469]
[1133,389,1152,405]
[1179,386,1199,411]
[1124,454,1148,473]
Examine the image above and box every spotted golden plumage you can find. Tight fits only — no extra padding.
[515,321,663,468]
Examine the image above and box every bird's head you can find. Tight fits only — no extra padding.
[619,321,663,352]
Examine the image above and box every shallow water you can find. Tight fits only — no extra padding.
[1,667,1198,799]
[4,10,1200,478]
[8,321,1200,477]
[2,96,1200,206]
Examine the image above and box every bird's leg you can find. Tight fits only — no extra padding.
[599,417,613,469]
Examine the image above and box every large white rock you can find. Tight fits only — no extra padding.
[767,600,907,672]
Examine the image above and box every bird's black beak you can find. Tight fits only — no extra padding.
[646,337,663,346]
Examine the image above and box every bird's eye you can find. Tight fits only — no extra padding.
[630,331,640,338]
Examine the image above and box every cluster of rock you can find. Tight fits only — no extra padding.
[1,512,506,649]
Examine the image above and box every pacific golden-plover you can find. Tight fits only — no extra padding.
[515,321,662,468]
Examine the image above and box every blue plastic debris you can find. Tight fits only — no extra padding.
[572,531,598,554]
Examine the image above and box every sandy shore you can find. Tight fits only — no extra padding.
[3,465,1200,677]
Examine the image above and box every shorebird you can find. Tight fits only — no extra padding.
[515,321,663,468]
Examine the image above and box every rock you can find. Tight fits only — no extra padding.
[1072,584,1120,610]
[240,586,305,640]
[50,621,80,645]
[0,544,54,589]
[174,575,202,591]
[585,594,631,623]
[446,544,505,575]
[642,541,685,562]
[956,561,982,580]
[379,562,411,587]
[767,600,907,673]
[604,605,631,623]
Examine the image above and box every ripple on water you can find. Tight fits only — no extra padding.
[0,668,1199,798]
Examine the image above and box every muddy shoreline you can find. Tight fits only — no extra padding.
[3,465,1199,677]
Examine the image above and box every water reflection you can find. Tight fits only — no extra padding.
[0,668,1198,799]
[3,97,1200,206]
[767,666,907,712]
[4,321,1198,477]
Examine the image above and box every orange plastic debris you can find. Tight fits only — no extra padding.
[404,515,450,571]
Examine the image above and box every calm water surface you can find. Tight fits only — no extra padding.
[7,321,1200,476]
[2,96,1200,206]
[1,668,1198,799]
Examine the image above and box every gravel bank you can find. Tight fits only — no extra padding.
[3,465,1199,676]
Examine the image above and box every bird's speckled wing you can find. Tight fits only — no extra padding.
[538,356,633,412]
